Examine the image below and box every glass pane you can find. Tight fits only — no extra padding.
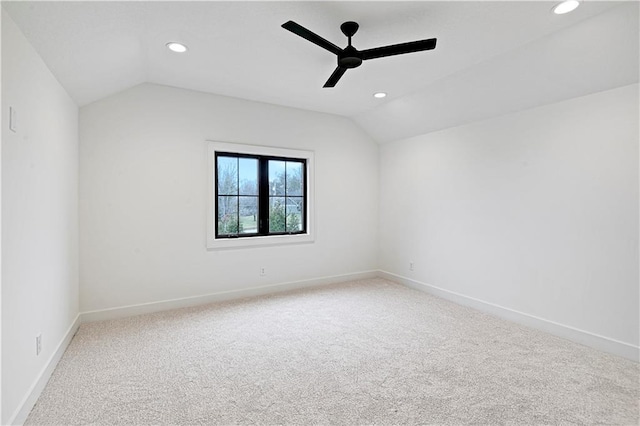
[239,158,258,196]
[268,160,286,196]
[269,197,286,233]
[285,197,304,232]
[217,196,239,235]
[217,156,238,195]
[286,162,303,196]
[239,196,258,234]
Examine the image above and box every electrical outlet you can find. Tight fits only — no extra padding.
[36,334,42,356]
[409,262,414,271]
[260,267,267,277]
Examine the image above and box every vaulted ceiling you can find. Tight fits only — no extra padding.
[3,1,638,143]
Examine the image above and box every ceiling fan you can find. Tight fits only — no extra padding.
[282,20,437,88]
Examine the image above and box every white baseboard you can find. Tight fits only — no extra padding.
[379,270,639,362]
[81,270,379,323]
[8,314,81,426]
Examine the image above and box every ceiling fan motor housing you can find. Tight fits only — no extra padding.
[339,46,363,68]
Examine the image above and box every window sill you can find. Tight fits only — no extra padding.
[206,233,314,250]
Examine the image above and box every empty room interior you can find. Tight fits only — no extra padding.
[1,0,639,424]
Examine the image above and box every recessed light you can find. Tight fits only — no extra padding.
[166,42,188,53]
[553,0,580,15]
[373,92,387,99]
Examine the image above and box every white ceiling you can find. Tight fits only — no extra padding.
[3,1,638,143]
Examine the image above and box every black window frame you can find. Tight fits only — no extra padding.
[214,151,307,239]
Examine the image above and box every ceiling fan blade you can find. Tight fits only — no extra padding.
[282,21,342,56]
[361,38,437,60]
[323,67,347,88]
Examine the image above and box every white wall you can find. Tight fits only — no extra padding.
[380,84,639,356]
[1,10,79,424]
[79,83,378,312]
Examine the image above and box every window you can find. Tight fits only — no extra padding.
[207,142,314,249]
[216,153,306,237]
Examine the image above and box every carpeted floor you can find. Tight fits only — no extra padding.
[27,278,638,425]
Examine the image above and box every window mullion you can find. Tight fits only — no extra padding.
[258,157,269,235]
[236,158,240,236]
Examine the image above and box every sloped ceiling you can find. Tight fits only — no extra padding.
[3,1,638,143]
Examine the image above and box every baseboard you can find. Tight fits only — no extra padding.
[378,270,639,362]
[80,270,379,323]
[8,314,81,426]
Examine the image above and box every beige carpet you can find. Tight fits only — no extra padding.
[27,278,638,425]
